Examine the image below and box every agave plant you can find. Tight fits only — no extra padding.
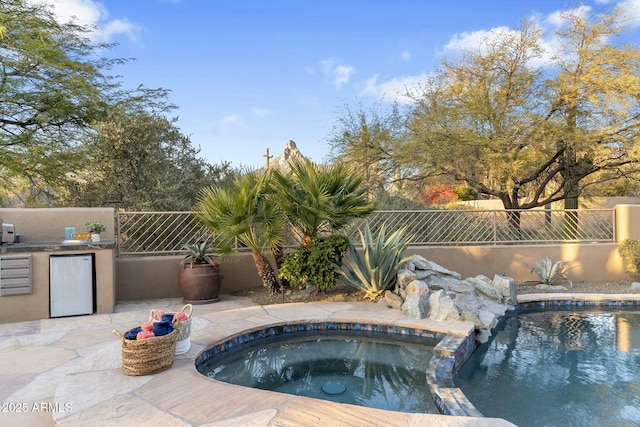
[180,241,218,267]
[339,222,413,300]
[523,256,573,287]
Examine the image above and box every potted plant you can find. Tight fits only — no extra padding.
[177,241,223,304]
[86,220,107,243]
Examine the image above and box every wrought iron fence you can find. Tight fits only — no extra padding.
[116,208,615,256]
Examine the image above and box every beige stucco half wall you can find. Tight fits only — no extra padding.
[0,207,115,243]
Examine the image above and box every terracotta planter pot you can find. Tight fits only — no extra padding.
[177,263,223,304]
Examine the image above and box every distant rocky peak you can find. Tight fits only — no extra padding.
[269,139,306,170]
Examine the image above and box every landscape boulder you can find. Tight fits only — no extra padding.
[384,290,404,310]
[386,255,517,343]
[401,293,428,319]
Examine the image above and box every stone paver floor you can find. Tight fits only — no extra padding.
[0,295,514,427]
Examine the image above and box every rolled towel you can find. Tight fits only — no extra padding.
[161,313,175,322]
[124,327,142,340]
[152,310,164,321]
[173,312,189,322]
[152,320,174,336]
[136,330,155,340]
[141,321,154,332]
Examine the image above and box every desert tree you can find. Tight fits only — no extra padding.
[0,0,125,204]
[399,7,640,231]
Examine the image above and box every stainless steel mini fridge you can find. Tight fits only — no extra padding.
[50,254,96,317]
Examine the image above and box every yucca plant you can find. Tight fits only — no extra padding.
[523,256,573,287]
[339,222,413,300]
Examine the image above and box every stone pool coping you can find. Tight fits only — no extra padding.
[47,299,515,426]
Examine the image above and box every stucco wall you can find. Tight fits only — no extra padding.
[116,255,269,301]
[0,207,115,243]
[115,242,627,302]
[410,244,625,283]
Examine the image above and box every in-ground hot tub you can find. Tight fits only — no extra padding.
[195,322,454,414]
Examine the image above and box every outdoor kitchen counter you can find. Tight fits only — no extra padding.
[0,240,116,254]
[0,241,116,323]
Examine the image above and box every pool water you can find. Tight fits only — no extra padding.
[455,309,640,427]
[197,330,437,413]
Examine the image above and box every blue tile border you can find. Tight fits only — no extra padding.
[426,331,481,416]
[517,298,640,311]
[195,321,445,368]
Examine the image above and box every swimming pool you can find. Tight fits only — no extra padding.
[454,308,640,426]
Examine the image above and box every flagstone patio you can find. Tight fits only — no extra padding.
[0,295,519,426]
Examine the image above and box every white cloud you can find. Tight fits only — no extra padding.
[361,73,432,104]
[334,65,356,89]
[545,5,592,28]
[47,0,107,24]
[98,18,140,43]
[443,26,513,53]
[400,50,411,61]
[320,58,336,74]
[216,114,242,132]
[441,10,584,69]
[42,0,141,43]
[619,0,640,28]
[318,58,356,89]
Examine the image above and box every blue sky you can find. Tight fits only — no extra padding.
[49,0,640,168]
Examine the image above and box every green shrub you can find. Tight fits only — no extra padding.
[454,186,478,201]
[618,238,640,280]
[339,222,413,300]
[523,256,573,287]
[278,234,350,291]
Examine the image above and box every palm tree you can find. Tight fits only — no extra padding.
[194,170,284,294]
[270,158,376,245]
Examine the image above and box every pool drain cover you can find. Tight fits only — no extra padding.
[321,381,346,395]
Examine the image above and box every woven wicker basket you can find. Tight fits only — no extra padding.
[112,323,178,376]
[150,304,192,354]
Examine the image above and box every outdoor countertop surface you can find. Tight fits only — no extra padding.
[0,240,116,253]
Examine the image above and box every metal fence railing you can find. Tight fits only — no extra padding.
[344,209,614,246]
[116,211,228,257]
[116,208,615,257]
